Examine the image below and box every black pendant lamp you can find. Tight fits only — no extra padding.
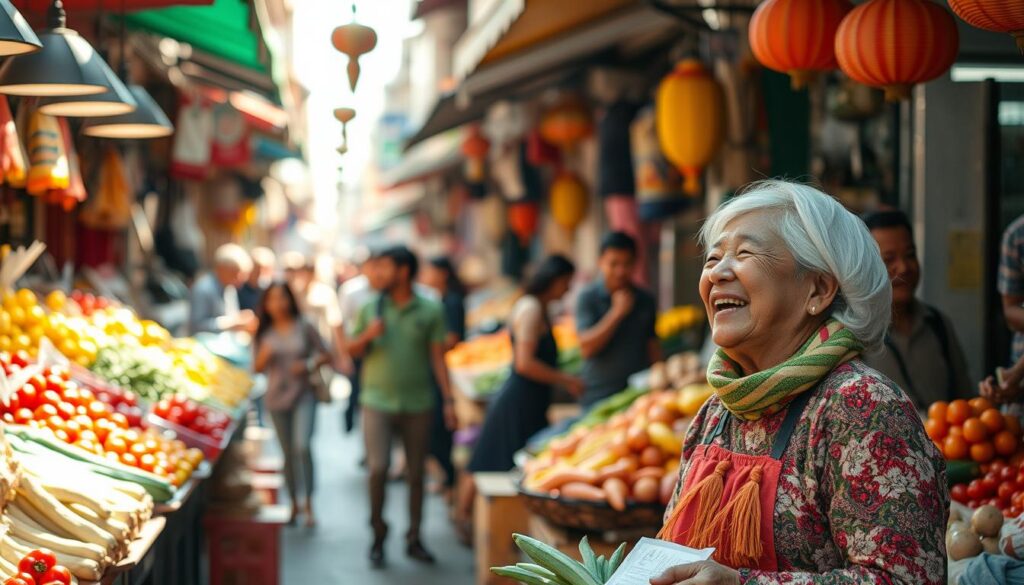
[83,84,172,138]
[0,0,42,56]
[0,0,126,97]
[38,61,137,116]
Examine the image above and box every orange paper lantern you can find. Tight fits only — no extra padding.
[835,0,959,102]
[655,59,724,196]
[749,0,853,89]
[461,125,490,183]
[539,99,592,150]
[508,201,539,244]
[949,0,1024,53]
[332,15,378,92]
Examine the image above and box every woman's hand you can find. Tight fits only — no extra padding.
[562,375,584,397]
[650,561,741,585]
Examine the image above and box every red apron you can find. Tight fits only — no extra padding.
[660,390,813,571]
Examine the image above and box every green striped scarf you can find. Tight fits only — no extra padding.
[707,319,864,421]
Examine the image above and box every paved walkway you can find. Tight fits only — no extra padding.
[273,401,476,584]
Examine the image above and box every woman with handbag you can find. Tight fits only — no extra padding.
[253,281,331,527]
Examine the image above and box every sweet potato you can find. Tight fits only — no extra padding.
[603,478,629,511]
[559,481,608,502]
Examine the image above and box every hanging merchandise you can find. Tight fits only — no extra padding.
[508,200,539,244]
[539,96,593,151]
[80,146,132,230]
[0,96,26,188]
[632,106,686,221]
[26,110,69,196]
[479,192,507,245]
[597,101,639,198]
[948,0,1024,53]
[526,128,560,167]
[461,125,490,183]
[656,59,724,196]
[210,103,250,168]
[604,195,654,286]
[170,95,213,180]
[47,116,85,210]
[332,5,378,91]
[748,0,853,89]
[835,0,959,102]
[549,171,589,232]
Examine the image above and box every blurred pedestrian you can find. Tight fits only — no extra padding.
[253,282,331,527]
[337,248,380,434]
[347,245,456,567]
[420,257,466,496]
[188,244,257,335]
[239,247,276,312]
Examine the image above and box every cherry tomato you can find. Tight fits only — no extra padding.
[55,401,75,421]
[3,576,34,585]
[33,404,58,420]
[104,435,128,455]
[981,475,1000,497]
[44,375,64,394]
[1000,481,1016,502]
[109,412,129,429]
[4,391,20,413]
[120,452,138,467]
[27,373,45,394]
[17,386,38,410]
[39,565,71,585]
[10,350,29,367]
[139,453,157,472]
[18,548,57,580]
[121,390,138,407]
[13,408,33,424]
[38,390,61,409]
[153,399,171,419]
[951,484,968,503]
[968,479,986,501]
[88,401,110,419]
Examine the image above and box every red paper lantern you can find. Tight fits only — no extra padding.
[461,125,490,183]
[539,98,592,150]
[508,201,539,244]
[748,0,853,89]
[835,0,959,102]
[949,0,1024,53]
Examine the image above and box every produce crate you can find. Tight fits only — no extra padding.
[205,505,290,585]
[518,484,665,532]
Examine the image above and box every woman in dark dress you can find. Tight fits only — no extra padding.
[455,256,582,534]
[421,257,467,494]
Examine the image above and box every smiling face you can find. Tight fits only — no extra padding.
[870,225,919,308]
[700,212,834,371]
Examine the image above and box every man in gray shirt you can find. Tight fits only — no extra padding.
[576,232,661,409]
[188,244,258,336]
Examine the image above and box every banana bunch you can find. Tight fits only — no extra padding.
[655,305,703,340]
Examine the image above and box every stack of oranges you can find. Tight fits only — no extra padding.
[925,398,1023,463]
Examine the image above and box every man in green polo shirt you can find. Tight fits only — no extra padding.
[348,245,455,568]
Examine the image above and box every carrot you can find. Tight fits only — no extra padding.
[596,457,639,483]
[630,466,666,484]
[549,434,582,458]
[535,468,599,492]
[559,482,608,502]
[603,478,629,511]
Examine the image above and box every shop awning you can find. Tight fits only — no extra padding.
[253,136,301,161]
[126,0,267,73]
[381,128,464,189]
[26,0,212,9]
[360,183,426,233]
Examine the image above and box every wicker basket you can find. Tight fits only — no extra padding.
[518,484,665,532]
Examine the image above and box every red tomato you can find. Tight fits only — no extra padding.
[13,408,33,424]
[44,375,63,394]
[27,373,45,394]
[10,350,29,367]
[968,479,986,501]
[18,548,57,579]
[999,482,1016,501]
[95,392,114,405]
[17,386,38,410]
[55,401,75,421]
[77,388,95,404]
[968,499,982,509]
[61,387,81,407]
[87,401,110,419]
[4,392,20,413]
[951,483,968,503]
[1001,466,1017,482]
[109,412,129,429]
[39,390,61,408]
[1011,506,1023,518]
[982,475,1000,497]
[121,390,138,407]
[4,576,34,585]
[168,405,184,424]
[39,565,71,585]
[153,400,171,419]
[33,404,58,420]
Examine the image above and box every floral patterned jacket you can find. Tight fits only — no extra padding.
[667,360,948,584]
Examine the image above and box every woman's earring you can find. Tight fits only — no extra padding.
[810,306,816,315]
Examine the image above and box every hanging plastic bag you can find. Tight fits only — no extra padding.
[0,96,26,188]
[170,94,213,180]
[26,110,68,196]
[47,117,86,211]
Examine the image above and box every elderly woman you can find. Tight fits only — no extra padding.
[654,181,947,585]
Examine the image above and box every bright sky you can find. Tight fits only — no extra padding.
[291,0,415,244]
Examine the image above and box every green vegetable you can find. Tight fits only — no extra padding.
[579,536,600,582]
[512,534,600,585]
[492,567,559,585]
[607,543,626,578]
[515,564,565,583]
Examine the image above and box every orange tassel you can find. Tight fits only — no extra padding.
[657,460,731,544]
[706,466,764,567]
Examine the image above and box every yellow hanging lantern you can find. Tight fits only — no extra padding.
[550,171,588,231]
[655,59,724,196]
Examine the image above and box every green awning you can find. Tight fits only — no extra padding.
[126,0,266,72]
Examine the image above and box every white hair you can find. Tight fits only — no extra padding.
[699,180,892,351]
[213,244,253,274]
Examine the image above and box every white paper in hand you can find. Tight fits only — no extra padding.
[605,538,714,585]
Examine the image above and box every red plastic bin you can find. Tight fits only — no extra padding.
[205,507,289,585]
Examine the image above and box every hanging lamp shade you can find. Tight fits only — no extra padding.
[461,125,490,183]
[0,0,41,56]
[549,171,588,232]
[38,60,137,116]
[835,0,959,102]
[748,0,852,89]
[949,0,1024,53]
[0,1,119,97]
[331,8,377,92]
[655,59,724,196]
[82,85,173,138]
[334,107,355,124]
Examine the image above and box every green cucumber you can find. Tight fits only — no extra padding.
[947,460,981,487]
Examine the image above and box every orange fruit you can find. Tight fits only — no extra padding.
[928,401,949,422]
[1006,414,1023,438]
[947,400,972,425]
[970,397,995,417]
[981,409,1006,434]
[971,441,996,463]
[944,435,969,460]
[995,430,1020,457]
[949,425,964,438]
[963,418,989,443]
[925,418,948,441]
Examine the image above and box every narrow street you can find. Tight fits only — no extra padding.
[275,400,476,584]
